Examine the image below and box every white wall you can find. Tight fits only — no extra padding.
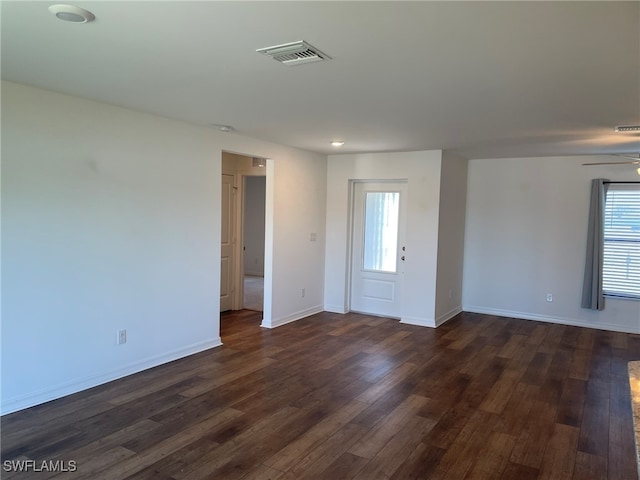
[463,155,640,334]
[1,81,327,413]
[324,151,444,326]
[244,176,266,276]
[435,151,468,325]
[267,153,327,327]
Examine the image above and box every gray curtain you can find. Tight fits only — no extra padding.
[581,178,609,310]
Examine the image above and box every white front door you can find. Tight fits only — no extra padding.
[350,181,407,318]
[220,173,235,312]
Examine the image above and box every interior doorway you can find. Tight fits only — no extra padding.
[220,152,267,315]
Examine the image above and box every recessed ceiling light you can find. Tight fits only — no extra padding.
[48,4,95,23]
[614,125,640,132]
[331,141,345,147]
[217,125,234,133]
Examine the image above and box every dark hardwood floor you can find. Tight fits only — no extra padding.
[2,310,639,479]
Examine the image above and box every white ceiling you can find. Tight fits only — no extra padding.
[2,1,639,158]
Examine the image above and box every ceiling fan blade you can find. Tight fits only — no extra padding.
[582,161,640,166]
[616,154,640,161]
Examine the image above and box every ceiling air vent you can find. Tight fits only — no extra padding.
[256,41,331,66]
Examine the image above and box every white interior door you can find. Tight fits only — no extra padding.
[220,173,235,312]
[350,181,407,318]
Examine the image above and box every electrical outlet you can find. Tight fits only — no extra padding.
[301,288,306,298]
[117,329,127,345]
[310,232,317,242]
[546,293,553,302]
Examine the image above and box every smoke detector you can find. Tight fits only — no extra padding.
[256,41,331,66]
[48,4,95,23]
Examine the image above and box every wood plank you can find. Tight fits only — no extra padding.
[573,451,607,480]
[351,416,437,480]
[155,405,301,480]
[264,399,368,471]
[608,372,638,480]
[317,452,369,480]
[80,408,242,479]
[479,367,522,414]
[355,362,417,405]
[238,464,288,480]
[500,462,540,480]
[568,347,592,381]
[464,431,516,480]
[493,383,538,436]
[133,437,220,479]
[555,378,587,428]
[425,409,501,479]
[284,423,368,478]
[509,399,559,469]
[53,446,136,480]
[578,380,610,456]
[388,442,446,480]
[349,394,430,459]
[538,423,580,480]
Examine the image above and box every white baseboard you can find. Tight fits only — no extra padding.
[324,304,348,314]
[1,338,222,416]
[462,305,640,334]
[435,306,462,327]
[261,305,324,329]
[400,315,436,328]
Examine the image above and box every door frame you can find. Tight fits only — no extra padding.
[220,151,271,324]
[346,179,407,317]
[220,171,237,312]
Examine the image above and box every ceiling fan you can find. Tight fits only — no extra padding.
[582,153,640,167]
[582,125,640,172]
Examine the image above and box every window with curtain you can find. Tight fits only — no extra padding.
[603,184,640,299]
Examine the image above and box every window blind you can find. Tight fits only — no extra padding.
[602,184,640,298]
